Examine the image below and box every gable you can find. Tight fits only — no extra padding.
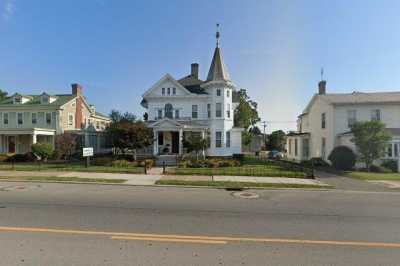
[143,74,192,98]
[149,118,183,129]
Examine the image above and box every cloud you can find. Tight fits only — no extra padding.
[2,0,16,21]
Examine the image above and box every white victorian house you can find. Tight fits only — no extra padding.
[286,80,400,164]
[141,31,243,157]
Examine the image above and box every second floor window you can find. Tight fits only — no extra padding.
[371,109,381,121]
[167,88,171,95]
[347,110,357,128]
[32,113,37,124]
[175,109,180,119]
[226,104,231,118]
[216,103,222,118]
[217,89,221,96]
[46,113,51,125]
[162,88,165,95]
[321,113,326,129]
[207,104,211,118]
[3,113,8,125]
[158,109,162,119]
[17,113,23,125]
[164,103,173,119]
[172,88,176,95]
[68,114,74,126]
[226,131,231,147]
[192,105,198,119]
[227,89,230,97]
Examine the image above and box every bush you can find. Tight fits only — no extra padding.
[301,157,330,168]
[369,164,392,173]
[381,160,398,173]
[111,160,132,168]
[138,159,155,169]
[31,143,54,161]
[6,153,35,163]
[328,146,356,171]
[232,154,244,162]
[92,157,113,166]
[178,158,240,168]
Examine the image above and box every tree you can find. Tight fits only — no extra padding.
[0,89,7,101]
[109,109,137,123]
[55,133,78,160]
[183,134,209,160]
[351,121,391,171]
[267,130,286,151]
[31,143,54,162]
[106,117,153,160]
[233,89,260,146]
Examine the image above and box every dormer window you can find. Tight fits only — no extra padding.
[14,97,22,104]
[167,88,171,95]
[42,96,49,104]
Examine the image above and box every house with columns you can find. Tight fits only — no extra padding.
[0,84,110,154]
[141,29,243,158]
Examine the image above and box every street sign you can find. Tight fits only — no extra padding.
[82,147,94,157]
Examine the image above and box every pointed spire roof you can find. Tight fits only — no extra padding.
[206,24,231,82]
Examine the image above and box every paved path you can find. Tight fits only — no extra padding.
[316,171,393,191]
[0,170,329,187]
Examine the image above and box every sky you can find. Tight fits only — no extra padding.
[1,0,400,133]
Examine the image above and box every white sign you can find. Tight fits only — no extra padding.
[82,147,94,157]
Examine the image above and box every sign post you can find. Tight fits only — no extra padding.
[82,147,94,168]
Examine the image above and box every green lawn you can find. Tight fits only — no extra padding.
[345,171,400,180]
[168,165,310,178]
[156,179,331,189]
[0,176,127,183]
[0,163,145,174]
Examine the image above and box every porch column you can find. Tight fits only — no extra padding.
[201,130,206,158]
[178,128,183,155]
[153,129,158,156]
[32,134,37,145]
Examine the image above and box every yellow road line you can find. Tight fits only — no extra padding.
[111,236,226,244]
[1,226,400,248]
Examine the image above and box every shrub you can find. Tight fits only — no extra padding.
[328,146,356,171]
[301,157,330,168]
[232,153,244,162]
[92,157,113,166]
[138,159,155,169]
[369,164,392,173]
[381,160,398,173]
[178,158,240,168]
[31,143,54,161]
[6,153,35,163]
[111,160,132,168]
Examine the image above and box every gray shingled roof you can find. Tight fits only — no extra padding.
[178,75,208,94]
[320,91,400,104]
[0,94,75,107]
[206,47,231,82]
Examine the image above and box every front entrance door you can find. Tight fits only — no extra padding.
[8,136,16,153]
[171,132,179,154]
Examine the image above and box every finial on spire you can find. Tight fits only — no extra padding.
[216,23,220,47]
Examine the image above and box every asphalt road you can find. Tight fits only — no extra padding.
[1,182,400,266]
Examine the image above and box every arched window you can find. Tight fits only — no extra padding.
[165,103,173,119]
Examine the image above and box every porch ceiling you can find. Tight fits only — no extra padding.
[0,128,56,135]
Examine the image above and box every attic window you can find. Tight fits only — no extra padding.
[42,96,49,104]
[14,97,22,104]
[167,88,171,95]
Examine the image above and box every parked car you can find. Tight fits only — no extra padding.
[268,150,284,159]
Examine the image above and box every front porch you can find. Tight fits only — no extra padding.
[148,118,208,157]
[0,128,56,154]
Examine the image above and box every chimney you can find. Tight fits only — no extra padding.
[318,80,326,95]
[71,83,82,96]
[191,63,199,79]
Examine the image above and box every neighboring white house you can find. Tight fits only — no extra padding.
[0,84,111,154]
[286,80,400,163]
[141,29,243,157]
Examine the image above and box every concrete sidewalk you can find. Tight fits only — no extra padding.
[0,170,329,187]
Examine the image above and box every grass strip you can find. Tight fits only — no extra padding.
[345,171,400,181]
[156,179,332,189]
[0,176,127,183]
[0,164,145,174]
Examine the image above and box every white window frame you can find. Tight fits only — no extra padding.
[31,113,37,124]
[157,109,162,119]
[216,131,222,148]
[371,109,381,121]
[3,112,9,125]
[226,131,231,148]
[227,89,230,97]
[216,89,221,96]
[216,103,222,118]
[175,109,180,119]
[17,113,23,126]
[68,113,74,127]
[192,105,198,119]
[172,87,176,95]
[226,103,231,118]
[45,112,52,125]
